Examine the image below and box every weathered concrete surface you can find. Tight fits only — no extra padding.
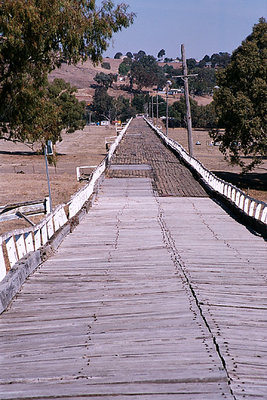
[0,119,266,400]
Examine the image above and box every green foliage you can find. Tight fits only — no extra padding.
[169,97,216,129]
[48,79,86,134]
[0,0,134,79]
[197,53,230,69]
[195,102,217,129]
[132,94,149,113]
[213,18,267,172]
[210,52,231,68]
[187,58,197,70]
[131,55,166,90]
[134,50,146,61]
[189,68,216,95]
[119,58,132,76]
[162,64,174,75]
[114,52,123,59]
[92,87,136,122]
[126,51,133,59]
[0,77,85,146]
[92,87,114,121]
[164,57,174,62]
[94,72,117,88]
[169,97,196,127]
[101,62,111,70]
[157,49,165,60]
[0,0,134,144]
[92,88,135,122]
[132,93,166,117]
[114,96,136,121]
[160,52,229,95]
[151,95,166,117]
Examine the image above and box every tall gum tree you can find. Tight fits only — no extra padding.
[213,18,267,172]
[0,0,134,145]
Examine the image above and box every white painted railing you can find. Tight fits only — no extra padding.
[76,165,97,181]
[0,197,49,223]
[0,203,68,276]
[145,117,267,227]
[0,118,132,281]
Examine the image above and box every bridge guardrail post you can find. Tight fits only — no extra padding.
[0,238,6,281]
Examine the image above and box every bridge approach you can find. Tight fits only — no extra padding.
[0,118,266,400]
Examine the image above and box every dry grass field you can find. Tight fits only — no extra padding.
[0,125,114,235]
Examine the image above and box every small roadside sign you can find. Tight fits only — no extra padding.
[46,140,53,155]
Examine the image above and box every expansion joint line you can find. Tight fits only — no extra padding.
[114,179,130,250]
[154,196,237,400]
[107,181,130,268]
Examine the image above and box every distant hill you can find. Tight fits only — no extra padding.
[49,57,212,106]
[49,58,123,104]
[49,58,121,88]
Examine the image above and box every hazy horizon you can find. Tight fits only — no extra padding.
[100,0,266,60]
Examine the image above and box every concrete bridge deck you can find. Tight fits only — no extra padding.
[0,119,266,399]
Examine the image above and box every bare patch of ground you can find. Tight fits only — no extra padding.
[49,58,133,104]
[49,58,122,88]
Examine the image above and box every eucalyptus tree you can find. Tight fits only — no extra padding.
[213,18,267,171]
[0,0,134,145]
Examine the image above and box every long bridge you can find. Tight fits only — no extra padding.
[0,118,266,399]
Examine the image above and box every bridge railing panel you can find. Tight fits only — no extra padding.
[0,118,133,282]
[144,117,267,231]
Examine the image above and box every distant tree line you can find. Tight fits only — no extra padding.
[111,49,232,96]
[86,87,136,123]
[91,49,228,125]
[88,89,216,130]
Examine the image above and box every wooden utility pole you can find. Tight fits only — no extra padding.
[166,89,169,136]
[181,44,196,156]
[166,80,172,136]
[156,93,159,126]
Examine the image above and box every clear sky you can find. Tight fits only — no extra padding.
[100,0,267,60]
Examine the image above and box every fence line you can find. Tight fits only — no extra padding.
[144,117,267,227]
[0,118,132,282]
[0,198,49,223]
